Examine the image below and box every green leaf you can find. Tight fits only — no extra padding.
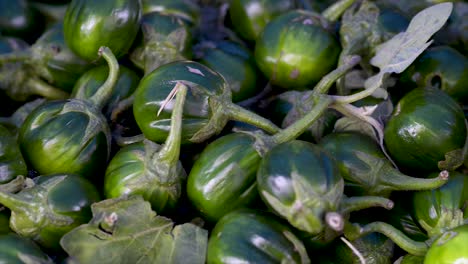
[60,196,208,264]
[364,2,453,97]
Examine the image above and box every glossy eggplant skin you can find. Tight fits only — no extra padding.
[103,141,187,213]
[0,0,45,43]
[228,0,295,42]
[424,224,468,264]
[384,87,467,172]
[400,46,468,104]
[187,133,261,222]
[198,41,264,103]
[63,0,142,61]
[412,171,468,237]
[133,60,227,144]
[257,140,343,234]
[33,23,93,92]
[254,9,341,89]
[18,99,110,179]
[0,124,27,184]
[0,233,52,263]
[0,174,100,251]
[207,209,310,264]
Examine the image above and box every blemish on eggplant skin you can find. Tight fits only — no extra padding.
[290,69,300,79]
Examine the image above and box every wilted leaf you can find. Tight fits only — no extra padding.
[334,116,379,142]
[364,2,453,97]
[60,196,208,264]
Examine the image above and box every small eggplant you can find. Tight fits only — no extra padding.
[133,60,280,144]
[18,47,118,179]
[0,174,100,251]
[104,82,188,213]
[319,132,449,197]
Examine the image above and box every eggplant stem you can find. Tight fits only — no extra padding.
[378,167,449,193]
[87,47,120,109]
[326,212,344,231]
[225,103,280,134]
[271,94,332,144]
[346,221,429,256]
[312,55,361,95]
[0,190,32,213]
[340,196,394,215]
[0,50,31,64]
[26,78,69,100]
[159,82,188,165]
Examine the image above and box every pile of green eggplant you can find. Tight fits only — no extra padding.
[0,0,467,263]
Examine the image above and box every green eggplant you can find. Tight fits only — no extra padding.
[207,209,310,264]
[71,64,140,119]
[319,132,449,197]
[332,232,394,264]
[228,0,295,42]
[254,9,341,89]
[0,233,53,263]
[130,10,193,75]
[64,0,142,61]
[18,47,118,179]
[196,40,265,103]
[0,124,27,184]
[140,0,200,25]
[104,82,188,213]
[257,139,393,246]
[399,45,468,104]
[187,133,262,222]
[0,23,93,100]
[257,140,344,234]
[0,0,45,43]
[0,174,100,251]
[412,171,468,238]
[424,224,468,264]
[384,87,467,173]
[133,60,279,145]
[186,58,359,223]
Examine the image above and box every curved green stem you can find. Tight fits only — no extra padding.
[114,133,145,147]
[271,94,333,144]
[159,82,188,166]
[340,196,394,215]
[331,73,386,104]
[27,78,69,100]
[0,50,31,64]
[0,190,31,213]
[378,167,449,194]
[322,0,357,22]
[87,47,120,109]
[312,55,361,95]
[345,221,429,256]
[226,103,280,135]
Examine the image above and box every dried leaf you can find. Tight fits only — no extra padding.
[364,2,453,98]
